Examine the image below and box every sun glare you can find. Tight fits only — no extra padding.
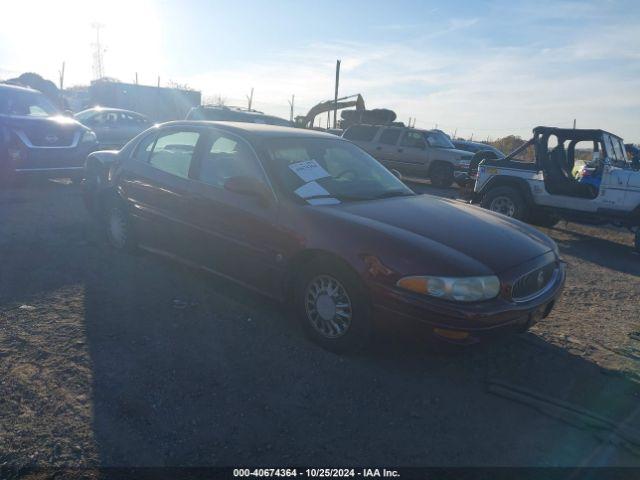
[2,0,163,85]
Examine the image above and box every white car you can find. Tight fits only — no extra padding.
[473,126,640,251]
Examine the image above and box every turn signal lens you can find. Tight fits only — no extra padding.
[396,276,429,294]
[397,275,501,302]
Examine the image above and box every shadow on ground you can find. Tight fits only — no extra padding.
[1,180,639,468]
[81,233,640,467]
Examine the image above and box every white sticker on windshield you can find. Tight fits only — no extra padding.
[288,160,330,183]
[306,197,341,206]
[294,181,330,199]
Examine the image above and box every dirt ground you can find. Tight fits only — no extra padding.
[0,179,639,469]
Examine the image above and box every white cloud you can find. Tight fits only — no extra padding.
[179,33,640,140]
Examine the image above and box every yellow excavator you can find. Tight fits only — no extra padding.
[295,94,398,131]
[295,94,365,129]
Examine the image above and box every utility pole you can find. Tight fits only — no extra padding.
[91,22,105,79]
[157,76,160,88]
[58,61,65,90]
[573,118,576,129]
[408,117,412,127]
[288,94,295,122]
[333,59,341,129]
[247,88,254,111]
[135,72,138,85]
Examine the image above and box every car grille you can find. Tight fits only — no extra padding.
[512,262,557,301]
[26,130,76,147]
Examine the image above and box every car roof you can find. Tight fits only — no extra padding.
[533,126,622,141]
[0,83,41,94]
[158,120,338,140]
[77,107,147,116]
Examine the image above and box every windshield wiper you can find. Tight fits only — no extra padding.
[369,190,415,200]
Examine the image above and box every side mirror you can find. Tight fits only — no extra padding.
[224,175,272,204]
[390,169,403,180]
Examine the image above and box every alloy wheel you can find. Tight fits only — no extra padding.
[304,274,353,338]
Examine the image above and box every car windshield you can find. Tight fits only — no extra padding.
[424,131,455,149]
[263,137,414,203]
[74,109,96,121]
[0,88,59,117]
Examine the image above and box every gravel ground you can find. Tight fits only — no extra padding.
[0,179,639,469]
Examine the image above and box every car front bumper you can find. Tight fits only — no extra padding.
[371,253,566,343]
[5,141,98,178]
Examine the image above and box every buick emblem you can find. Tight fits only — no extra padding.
[45,134,58,144]
[536,270,545,289]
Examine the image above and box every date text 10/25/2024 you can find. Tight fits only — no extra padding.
[233,469,400,478]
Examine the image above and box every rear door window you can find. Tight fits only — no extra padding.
[343,125,379,142]
[378,128,402,145]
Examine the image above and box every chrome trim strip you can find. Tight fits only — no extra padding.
[512,267,559,303]
[14,167,84,172]
[15,130,81,149]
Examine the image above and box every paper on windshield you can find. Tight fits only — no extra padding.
[294,181,330,199]
[288,160,330,183]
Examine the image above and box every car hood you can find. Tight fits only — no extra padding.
[314,194,554,274]
[436,148,474,160]
[0,114,88,132]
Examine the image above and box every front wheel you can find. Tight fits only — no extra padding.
[481,186,529,221]
[429,163,454,188]
[294,258,372,353]
[529,210,560,228]
[105,197,137,252]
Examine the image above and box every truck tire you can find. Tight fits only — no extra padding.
[481,186,529,221]
[430,163,454,188]
[529,210,561,228]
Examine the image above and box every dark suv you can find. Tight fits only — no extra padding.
[0,84,98,184]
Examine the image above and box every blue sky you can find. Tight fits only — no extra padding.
[1,0,639,140]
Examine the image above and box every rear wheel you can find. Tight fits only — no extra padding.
[294,258,372,353]
[429,163,454,188]
[481,186,529,221]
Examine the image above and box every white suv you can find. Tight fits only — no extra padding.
[473,126,640,251]
[342,124,473,187]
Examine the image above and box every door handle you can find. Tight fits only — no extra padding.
[398,148,404,153]
[376,146,382,151]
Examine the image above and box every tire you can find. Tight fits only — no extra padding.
[481,186,529,221]
[82,167,104,215]
[429,163,454,188]
[635,230,640,254]
[529,210,561,228]
[294,257,372,353]
[104,196,137,252]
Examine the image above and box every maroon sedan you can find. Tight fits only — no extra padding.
[85,121,565,352]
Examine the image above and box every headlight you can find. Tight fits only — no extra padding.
[397,275,501,302]
[81,130,97,143]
